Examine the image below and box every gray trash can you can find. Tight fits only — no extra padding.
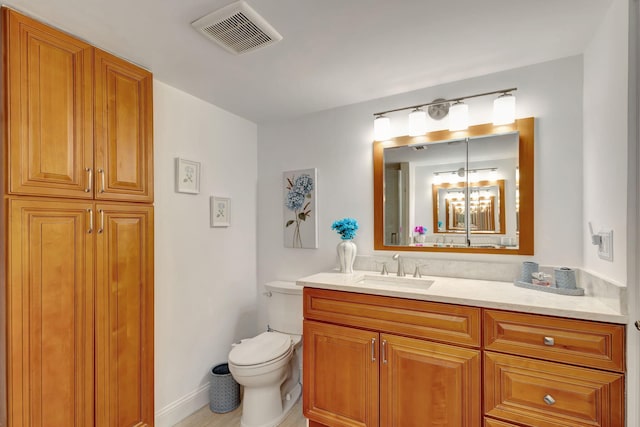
[209,363,240,413]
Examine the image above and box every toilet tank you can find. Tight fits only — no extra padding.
[265,281,303,335]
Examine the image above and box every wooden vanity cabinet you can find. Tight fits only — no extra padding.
[303,289,626,427]
[4,8,153,202]
[303,288,482,427]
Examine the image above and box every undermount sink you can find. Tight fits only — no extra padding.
[356,274,434,290]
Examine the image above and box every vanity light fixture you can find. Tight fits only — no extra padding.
[408,108,427,136]
[372,87,517,137]
[448,101,469,131]
[373,114,391,141]
[493,92,516,125]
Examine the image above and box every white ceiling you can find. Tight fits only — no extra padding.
[3,0,612,123]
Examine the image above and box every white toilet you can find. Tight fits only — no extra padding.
[228,281,303,427]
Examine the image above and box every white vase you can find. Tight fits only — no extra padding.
[337,240,357,274]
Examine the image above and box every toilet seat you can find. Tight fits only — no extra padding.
[229,331,292,367]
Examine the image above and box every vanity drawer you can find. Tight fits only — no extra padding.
[484,419,519,427]
[484,310,625,372]
[303,288,481,347]
[484,352,624,427]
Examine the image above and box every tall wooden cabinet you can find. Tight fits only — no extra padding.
[1,7,154,427]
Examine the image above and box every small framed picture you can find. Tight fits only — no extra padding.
[175,158,200,194]
[210,196,231,227]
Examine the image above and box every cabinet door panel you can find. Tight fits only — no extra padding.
[381,334,481,427]
[8,199,94,427]
[5,9,93,198]
[303,320,379,427]
[95,204,154,427]
[94,49,153,202]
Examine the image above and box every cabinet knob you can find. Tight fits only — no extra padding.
[543,394,556,405]
[543,336,555,346]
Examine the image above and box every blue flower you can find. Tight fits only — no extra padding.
[331,217,359,240]
[285,191,305,211]
[293,174,313,195]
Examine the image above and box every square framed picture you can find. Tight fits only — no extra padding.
[210,196,231,227]
[175,158,200,194]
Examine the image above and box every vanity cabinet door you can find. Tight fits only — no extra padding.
[95,204,154,427]
[303,320,379,427]
[4,8,94,199]
[94,49,153,203]
[380,334,481,427]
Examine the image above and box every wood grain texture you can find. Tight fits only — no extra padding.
[484,309,625,372]
[303,320,378,427]
[483,418,520,427]
[94,49,153,203]
[5,8,93,199]
[95,204,154,427]
[484,352,624,427]
[304,287,481,347]
[380,333,481,426]
[374,117,534,255]
[8,198,94,427]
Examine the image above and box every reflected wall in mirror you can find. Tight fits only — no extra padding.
[373,117,533,254]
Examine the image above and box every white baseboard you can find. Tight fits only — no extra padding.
[155,383,210,427]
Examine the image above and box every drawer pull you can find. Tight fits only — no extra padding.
[543,394,556,405]
[371,338,376,362]
[543,336,555,346]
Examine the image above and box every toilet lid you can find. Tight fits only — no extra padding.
[229,332,292,366]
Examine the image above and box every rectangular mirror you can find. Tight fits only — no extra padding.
[373,117,533,254]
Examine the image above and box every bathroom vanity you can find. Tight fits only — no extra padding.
[298,271,626,427]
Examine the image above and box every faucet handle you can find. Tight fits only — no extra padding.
[380,262,389,275]
[413,264,422,278]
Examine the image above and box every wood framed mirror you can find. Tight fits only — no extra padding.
[373,117,533,254]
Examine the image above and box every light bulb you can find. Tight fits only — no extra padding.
[408,108,427,136]
[449,101,469,131]
[374,115,391,141]
[493,93,516,125]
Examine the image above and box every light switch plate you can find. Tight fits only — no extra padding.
[597,230,613,261]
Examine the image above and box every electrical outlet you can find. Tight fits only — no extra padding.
[597,230,613,261]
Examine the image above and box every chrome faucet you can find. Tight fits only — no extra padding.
[392,253,405,277]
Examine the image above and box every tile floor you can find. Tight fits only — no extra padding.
[174,398,306,427]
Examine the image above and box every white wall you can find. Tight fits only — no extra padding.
[153,81,258,426]
[583,0,630,284]
[257,56,585,292]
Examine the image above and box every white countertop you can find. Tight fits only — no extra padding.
[296,270,627,324]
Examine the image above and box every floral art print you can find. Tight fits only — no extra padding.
[283,168,318,248]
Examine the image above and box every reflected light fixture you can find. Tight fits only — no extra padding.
[493,92,516,125]
[408,108,427,136]
[373,114,391,141]
[448,101,469,131]
[372,87,517,136]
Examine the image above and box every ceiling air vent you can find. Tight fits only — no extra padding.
[191,1,282,55]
